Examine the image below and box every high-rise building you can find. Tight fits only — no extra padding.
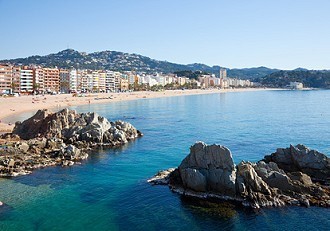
[220,68,227,79]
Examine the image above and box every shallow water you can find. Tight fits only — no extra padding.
[1,90,330,230]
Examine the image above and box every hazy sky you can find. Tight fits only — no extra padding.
[1,0,329,69]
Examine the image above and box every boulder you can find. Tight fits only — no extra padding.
[254,161,295,192]
[264,144,330,181]
[17,142,29,153]
[287,172,313,186]
[236,161,271,196]
[178,142,236,196]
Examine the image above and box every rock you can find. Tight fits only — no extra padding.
[62,144,81,160]
[148,168,176,185]
[0,201,3,206]
[12,109,52,140]
[62,160,75,166]
[27,138,47,149]
[254,161,295,192]
[236,161,284,208]
[180,168,207,192]
[1,108,142,178]
[149,142,330,209]
[12,109,142,146]
[178,142,236,196]
[287,172,313,186]
[264,144,330,181]
[237,161,272,196]
[17,142,30,153]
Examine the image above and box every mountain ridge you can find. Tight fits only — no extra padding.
[257,70,330,88]
[1,49,279,79]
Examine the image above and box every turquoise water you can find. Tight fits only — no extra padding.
[1,90,330,230]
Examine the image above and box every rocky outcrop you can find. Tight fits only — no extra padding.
[149,142,330,209]
[0,108,142,177]
[263,144,330,181]
[12,108,142,145]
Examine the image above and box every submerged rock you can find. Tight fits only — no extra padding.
[0,108,142,177]
[149,142,330,209]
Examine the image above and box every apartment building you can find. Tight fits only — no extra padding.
[106,71,121,92]
[34,68,45,93]
[0,64,13,94]
[12,66,21,93]
[44,68,60,93]
[120,78,129,91]
[69,69,78,92]
[60,69,70,93]
[20,67,34,93]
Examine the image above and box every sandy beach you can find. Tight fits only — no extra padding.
[0,88,273,132]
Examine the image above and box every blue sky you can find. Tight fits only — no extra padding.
[0,0,329,70]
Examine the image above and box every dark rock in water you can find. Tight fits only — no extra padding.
[182,196,237,219]
[149,142,330,209]
[0,108,142,177]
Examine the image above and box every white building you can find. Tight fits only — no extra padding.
[20,68,34,93]
[106,71,121,92]
[69,69,78,92]
[290,82,303,90]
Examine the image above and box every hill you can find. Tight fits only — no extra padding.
[1,49,278,79]
[257,70,330,88]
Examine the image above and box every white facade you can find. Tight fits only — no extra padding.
[69,69,78,92]
[290,82,303,90]
[20,69,33,92]
[34,68,45,92]
[106,71,121,92]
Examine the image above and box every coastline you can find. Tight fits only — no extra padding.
[0,88,277,132]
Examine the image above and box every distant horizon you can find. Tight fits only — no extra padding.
[1,0,330,70]
[1,48,329,71]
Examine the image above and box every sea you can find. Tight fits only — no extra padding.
[0,90,330,231]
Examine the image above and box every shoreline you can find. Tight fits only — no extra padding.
[0,88,278,132]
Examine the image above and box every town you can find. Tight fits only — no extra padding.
[0,64,255,95]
